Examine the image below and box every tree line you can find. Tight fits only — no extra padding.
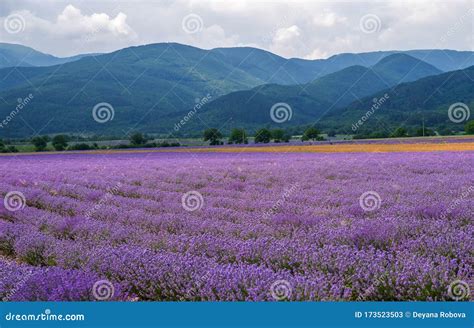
[1,120,473,153]
[23,133,180,152]
[202,127,322,145]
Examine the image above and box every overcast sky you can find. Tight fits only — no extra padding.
[0,0,472,59]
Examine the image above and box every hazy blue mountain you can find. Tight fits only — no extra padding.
[322,65,474,133]
[0,42,472,138]
[209,47,322,84]
[0,43,97,68]
[319,49,474,74]
[401,49,474,72]
[0,43,304,138]
[191,54,443,132]
[369,53,442,84]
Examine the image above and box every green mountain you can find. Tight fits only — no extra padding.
[0,42,471,139]
[370,53,443,84]
[321,65,474,134]
[208,47,322,84]
[318,49,474,74]
[0,43,96,68]
[190,54,442,133]
[0,43,326,138]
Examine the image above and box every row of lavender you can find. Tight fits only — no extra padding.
[0,151,472,301]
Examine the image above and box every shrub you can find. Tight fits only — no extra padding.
[391,127,408,138]
[10,267,124,301]
[302,127,320,141]
[31,136,48,152]
[228,128,248,144]
[203,128,223,145]
[416,128,435,137]
[254,128,272,143]
[52,135,69,151]
[15,233,56,267]
[129,133,147,146]
[271,129,285,142]
[69,143,93,151]
[465,121,474,134]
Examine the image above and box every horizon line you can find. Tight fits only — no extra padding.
[2,40,473,62]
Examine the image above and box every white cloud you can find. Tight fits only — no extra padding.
[269,25,302,58]
[0,4,136,56]
[273,25,301,43]
[184,24,241,49]
[56,5,133,37]
[313,11,347,27]
[0,0,472,58]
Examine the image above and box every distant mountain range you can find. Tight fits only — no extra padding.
[321,66,474,133]
[0,43,98,69]
[192,53,443,131]
[0,42,472,138]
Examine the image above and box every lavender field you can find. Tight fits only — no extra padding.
[0,151,472,301]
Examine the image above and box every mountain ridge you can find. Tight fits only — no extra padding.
[0,42,472,138]
[0,43,99,69]
[190,53,444,133]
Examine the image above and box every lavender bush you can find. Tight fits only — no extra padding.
[0,151,472,301]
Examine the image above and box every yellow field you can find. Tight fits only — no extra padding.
[172,142,474,153]
[2,141,473,156]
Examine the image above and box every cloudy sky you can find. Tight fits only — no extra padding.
[0,0,472,59]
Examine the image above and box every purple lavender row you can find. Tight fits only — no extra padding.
[0,151,472,301]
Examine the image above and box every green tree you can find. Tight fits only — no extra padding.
[369,131,389,139]
[6,146,18,153]
[130,132,147,146]
[327,130,337,137]
[416,128,435,137]
[438,128,454,136]
[228,128,248,144]
[203,128,223,145]
[52,135,69,151]
[391,127,408,138]
[255,128,272,143]
[465,120,474,134]
[31,136,48,152]
[271,129,285,142]
[69,143,92,151]
[302,127,320,141]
